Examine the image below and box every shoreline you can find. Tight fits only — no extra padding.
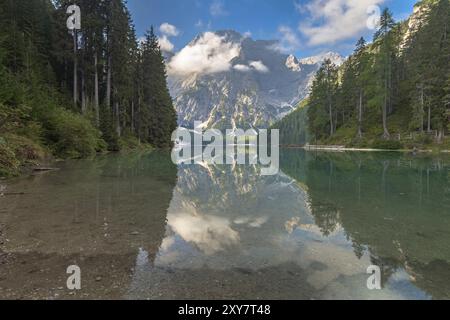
[282,145,450,153]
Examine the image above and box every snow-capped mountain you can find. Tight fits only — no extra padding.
[299,52,345,67]
[167,30,343,129]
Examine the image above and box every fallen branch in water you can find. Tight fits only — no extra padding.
[32,167,59,172]
[1,192,25,196]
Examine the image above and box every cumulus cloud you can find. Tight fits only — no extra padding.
[298,0,385,46]
[276,25,301,53]
[249,61,269,73]
[158,35,175,52]
[159,22,179,37]
[233,64,251,72]
[233,61,269,73]
[168,32,240,75]
[210,0,228,16]
[168,212,240,255]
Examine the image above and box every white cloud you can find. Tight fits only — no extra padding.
[243,31,252,38]
[210,0,228,16]
[168,32,240,75]
[159,22,179,37]
[158,35,175,52]
[233,64,251,72]
[249,60,269,73]
[298,0,385,46]
[168,212,240,255]
[276,25,301,53]
[233,61,270,73]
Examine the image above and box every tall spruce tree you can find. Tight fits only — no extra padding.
[140,27,177,148]
[373,8,396,139]
[307,59,339,140]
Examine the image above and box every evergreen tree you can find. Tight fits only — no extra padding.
[0,0,178,160]
[354,37,370,138]
[307,59,339,140]
[140,27,177,148]
[373,8,396,139]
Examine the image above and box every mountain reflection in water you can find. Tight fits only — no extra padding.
[129,150,450,300]
[1,150,449,299]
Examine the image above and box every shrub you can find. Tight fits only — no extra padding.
[414,132,433,145]
[0,138,20,176]
[43,108,105,158]
[371,139,404,150]
[99,105,120,151]
[4,134,46,162]
[119,134,141,151]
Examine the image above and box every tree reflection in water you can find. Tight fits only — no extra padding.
[281,149,450,299]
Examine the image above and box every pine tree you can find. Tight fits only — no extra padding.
[354,37,370,138]
[307,59,339,140]
[140,27,177,148]
[374,8,396,139]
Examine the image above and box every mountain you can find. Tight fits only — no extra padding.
[167,30,343,129]
[298,52,345,66]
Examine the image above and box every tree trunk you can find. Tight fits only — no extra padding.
[81,71,86,114]
[383,79,390,139]
[73,31,78,108]
[438,129,444,143]
[137,95,141,144]
[427,103,431,133]
[94,53,100,126]
[115,100,121,137]
[420,85,424,132]
[329,100,334,136]
[131,100,135,134]
[106,55,112,109]
[357,89,363,138]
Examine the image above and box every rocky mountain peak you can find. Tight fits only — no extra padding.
[286,54,302,72]
[168,30,343,129]
[299,51,345,66]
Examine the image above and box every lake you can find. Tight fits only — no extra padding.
[0,150,449,299]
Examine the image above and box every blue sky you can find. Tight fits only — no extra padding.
[127,0,418,58]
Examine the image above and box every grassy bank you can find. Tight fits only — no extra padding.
[0,106,154,178]
[309,117,450,153]
[0,132,154,178]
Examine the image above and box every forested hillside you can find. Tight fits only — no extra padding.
[0,0,176,176]
[278,0,450,150]
[271,99,310,146]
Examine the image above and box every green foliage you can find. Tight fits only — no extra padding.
[307,59,339,139]
[0,134,47,177]
[371,139,404,150]
[99,105,120,151]
[139,27,177,148]
[43,108,104,158]
[119,134,153,152]
[280,1,450,151]
[0,0,177,176]
[0,138,20,176]
[272,100,310,145]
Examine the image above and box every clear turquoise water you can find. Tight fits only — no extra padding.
[0,150,449,299]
